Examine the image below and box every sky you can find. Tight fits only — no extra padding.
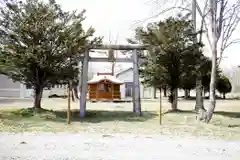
[55,0,240,72]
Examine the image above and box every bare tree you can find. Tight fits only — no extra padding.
[101,32,119,76]
[193,0,212,115]
[216,1,240,65]
[133,0,192,27]
[195,0,240,65]
[204,0,240,123]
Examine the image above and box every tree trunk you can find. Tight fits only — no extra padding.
[205,0,217,123]
[223,93,226,99]
[205,47,217,123]
[153,87,157,99]
[72,86,79,99]
[34,86,43,109]
[71,84,78,102]
[202,88,205,98]
[71,90,75,101]
[159,88,162,125]
[184,89,189,99]
[192,0,205,115]
[195,79,205,112]
[171,88,178,111]
[163,86,167,97]
[195,81,207,121]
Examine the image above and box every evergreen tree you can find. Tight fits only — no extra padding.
[0,0,101,108]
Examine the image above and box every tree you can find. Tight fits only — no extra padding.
[136,17,201,111]
[139,50,167,101]
[205,0,240,123]
[140,0,208,114]
[180,74,196,99]
[201,57,212,95]
[179,47,204,99]
[0,0,101,109]
[107,33,119,76]
[162,85,167,97]
[200,56,222,95]
[217,75,232,99]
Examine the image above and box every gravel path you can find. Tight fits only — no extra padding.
[0,132,240,160]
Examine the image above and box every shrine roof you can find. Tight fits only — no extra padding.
[87,74,124,84]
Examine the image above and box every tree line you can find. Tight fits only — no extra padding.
[134,17,232,120]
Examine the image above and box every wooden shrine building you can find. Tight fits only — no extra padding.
[87,73,124,100]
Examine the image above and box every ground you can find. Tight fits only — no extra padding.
[0,98,240,139]
[0,98,240,159]
[0,132,240,160]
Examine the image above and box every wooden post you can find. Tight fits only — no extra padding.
[67,80,72,124]
[159,88,162,125]
[96,84,98,100]
[132,49,141,116]
[80,49,89,118]
[111,83,114,100]
[132,83,135,112]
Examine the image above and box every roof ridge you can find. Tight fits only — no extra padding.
[87,74,123,84]
[116,67,133,77]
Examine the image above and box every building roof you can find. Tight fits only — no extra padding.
[87,74,124,84]
[116,67,133,77]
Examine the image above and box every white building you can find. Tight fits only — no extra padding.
[0,75,32,98]
[116,67,155,99]
[0,75,66,98]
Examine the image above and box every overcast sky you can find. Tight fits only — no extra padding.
[55,0,240,71]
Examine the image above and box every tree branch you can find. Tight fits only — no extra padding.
[132,0,191,27]
[217,0,228,39]
[217,0,240,65]
[196,0,213,50]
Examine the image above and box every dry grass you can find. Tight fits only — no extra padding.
[0,98,240,140]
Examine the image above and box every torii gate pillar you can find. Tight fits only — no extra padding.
[132,49,141,115]
[79,49,89,118]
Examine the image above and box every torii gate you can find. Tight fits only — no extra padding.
[79,44,146,118]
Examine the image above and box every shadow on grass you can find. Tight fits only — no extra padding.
[179,96,240,100]
[163,109,197,115]
[0,108,158,123]
[163,109,240,119]
[227,124,240,128]
[214,111,240,118]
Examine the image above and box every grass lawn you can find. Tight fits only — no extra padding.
[0,98,240,140]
